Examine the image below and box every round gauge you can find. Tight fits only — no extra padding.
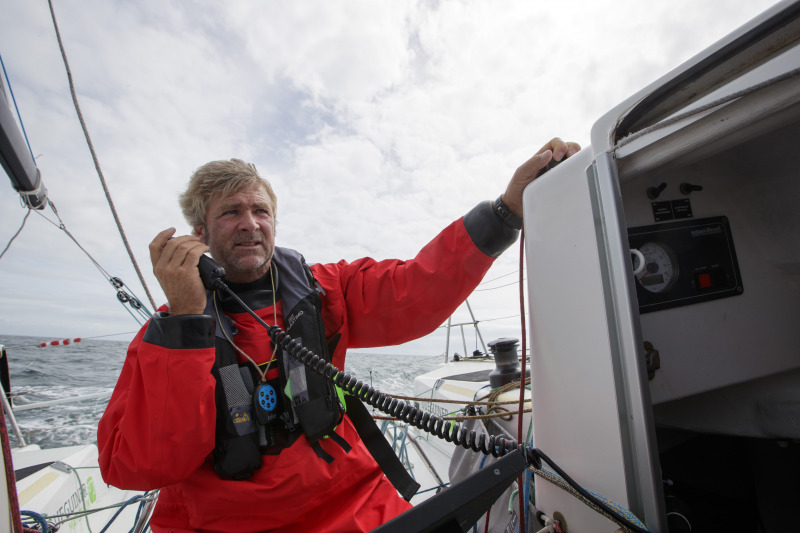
[636,242,679,293]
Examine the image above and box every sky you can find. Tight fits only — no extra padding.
[0,0,781,357]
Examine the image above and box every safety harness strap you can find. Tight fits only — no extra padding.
[346,395,421,501]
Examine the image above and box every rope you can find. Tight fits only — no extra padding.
[369,381,532,422]
[19,511,49,533]
[46,0,156,311]
[477,378,531,421]
[388,392,524,406]
[0,208,32,261]
[371,408,530,423]
[533,468,646,533]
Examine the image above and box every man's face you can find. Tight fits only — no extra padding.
[195,183,276,283]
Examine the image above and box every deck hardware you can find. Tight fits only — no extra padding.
[643,342,661,380]
[552,511,567,532]
[679,183,703,195]
[647,183,667,199]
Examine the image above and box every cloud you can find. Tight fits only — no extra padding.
[232,2,414,103]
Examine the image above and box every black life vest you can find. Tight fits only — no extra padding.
[208,247,349,480]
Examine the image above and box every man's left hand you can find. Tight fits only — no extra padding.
[502,137,581,218]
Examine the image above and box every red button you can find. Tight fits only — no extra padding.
[698,273,712,289]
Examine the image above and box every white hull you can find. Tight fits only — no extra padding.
[10,444,153,533]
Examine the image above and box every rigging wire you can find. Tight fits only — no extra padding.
[46,0,157,311]
[0,208,31,261]
[435,313,519,329]
[1,332,140,349]
[35,202,113,279]
[31,200,152,323]
[472,278,527,292]
[81,331,139,340]
[478,268,526,286]
[0,53,36,163]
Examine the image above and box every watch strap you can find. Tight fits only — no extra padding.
[492,195,522,230]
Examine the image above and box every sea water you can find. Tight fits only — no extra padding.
[0,335,444,449]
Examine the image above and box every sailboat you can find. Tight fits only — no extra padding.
[4,1,800,531]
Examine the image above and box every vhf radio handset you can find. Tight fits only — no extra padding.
[198,254,226,291]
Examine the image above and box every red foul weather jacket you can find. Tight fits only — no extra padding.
[97,202,519,532]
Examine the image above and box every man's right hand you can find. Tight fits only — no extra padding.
[150,228,209,316]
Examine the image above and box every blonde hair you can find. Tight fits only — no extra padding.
[179,159,277,229]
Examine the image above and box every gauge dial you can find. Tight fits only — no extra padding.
[636,242,679,293]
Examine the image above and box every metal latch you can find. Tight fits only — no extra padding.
[643,341,661,380]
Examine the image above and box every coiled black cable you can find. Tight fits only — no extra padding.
[268,322,521,459]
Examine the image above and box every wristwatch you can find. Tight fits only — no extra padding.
[492,195,522,230]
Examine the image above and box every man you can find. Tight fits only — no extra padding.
[97,138,580,532]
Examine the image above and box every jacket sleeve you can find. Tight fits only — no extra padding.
[315,201,518,348]
[97,310,219,490]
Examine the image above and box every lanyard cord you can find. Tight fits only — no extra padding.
[212,264,279,383]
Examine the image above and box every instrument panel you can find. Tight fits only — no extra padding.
[628,216,743,313]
